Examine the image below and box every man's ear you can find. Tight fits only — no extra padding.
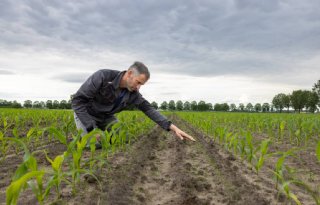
[127,69,133,77]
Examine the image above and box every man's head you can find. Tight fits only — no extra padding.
[125,61,150,92]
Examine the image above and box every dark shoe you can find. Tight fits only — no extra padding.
[85,142,102,150]
[95,142,102,150]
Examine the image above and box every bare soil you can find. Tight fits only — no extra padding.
[2,116,316,205]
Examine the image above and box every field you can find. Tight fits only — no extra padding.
[0,109,320,205]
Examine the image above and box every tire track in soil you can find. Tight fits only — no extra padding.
[99,118,278,205]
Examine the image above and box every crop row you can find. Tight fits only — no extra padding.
[177,112,320,205]
[0,109,155,205]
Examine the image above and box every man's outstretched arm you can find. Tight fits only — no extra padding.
[135,95,196,142]
[169,123,196,141]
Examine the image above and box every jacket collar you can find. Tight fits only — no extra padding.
[109,70,126,89]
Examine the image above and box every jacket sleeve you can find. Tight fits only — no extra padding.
[71,70,105,132]
[135,94,172,131]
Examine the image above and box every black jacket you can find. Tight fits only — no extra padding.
[71,69,171,132]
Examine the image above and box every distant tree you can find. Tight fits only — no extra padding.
[60,100,68,109]
[168,100,176,110]
[271,104,275,112]
[312,80,320,96]
[290,90,308,113]
[305,91,319,113]
[39,101,45,108]
[191,101,198,111]
[0,99,7,107]
[230,103,237,112]
[53,100,60,109]
[254,103,262,112]
[24,100,32,108]
[312,80,320,107]
[214,103,221,111]
[246,103,253,112]
[46,100,53,109]
[176,100,183,111]
[222,103,229,111]
[262,103,270,112]
[67,99,72,109]
[0,100,21,108]
[283,94,291,112]
[214,103,229,111]
[32,101,42,108]
[0,99,6,106]
[151,101,158,110]
[12,100,22,108]
[198,101,208,111]
[183,101,191,110]
[160,101,168,110]
[272,93,287,112]
[207,103,213,111]
[238,103,245,111]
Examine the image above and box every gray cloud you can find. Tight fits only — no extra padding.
[0,70,15,75]
[0,91,19,98]
[0,0,319,82]
[160,92,180,96]
[52,72,91,83]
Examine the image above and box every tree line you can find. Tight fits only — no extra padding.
[150,100,274,112]
[271,80,320,113]
[1,80,319,113]
[0,99,72,109]
[151,80,320,113]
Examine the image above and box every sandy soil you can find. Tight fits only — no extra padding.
[1,116,318,204]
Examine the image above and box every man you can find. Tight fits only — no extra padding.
[72,61,195,147]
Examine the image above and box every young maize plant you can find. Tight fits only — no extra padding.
[273,150,294,190]
[44,151,68,199]
[223,132,234,150]
[88,136,98,171]
[244,131,254,166]
[272,173,302,205]
[254,139,271,175]
[177,111,320,204]
[6,171,45,205]
[0,130,10,164]
[270,149,314,204]
[45,127,102,194]
[272,162,297,204]
[5,138,46,205]
[278,121,286,141]
[68,129,102,194]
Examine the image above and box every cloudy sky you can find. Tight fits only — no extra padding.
[0,0,319,105]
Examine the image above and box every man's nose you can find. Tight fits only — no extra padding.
[136,84,141,90]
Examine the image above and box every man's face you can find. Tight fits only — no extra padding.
[126,70,148,92]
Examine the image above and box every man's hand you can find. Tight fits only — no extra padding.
[169,124,196,141]
[95,134,101,142]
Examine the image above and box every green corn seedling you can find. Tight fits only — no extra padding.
[0,131,10,163]
[6,171,45,205]
[89,136,98,171]
[68,129,100,193]
[245,131,254,165]
[224,132,233,150]
[271,166,302,205]
[6,137,46,204]
[254,139,271,174]
[279,179,302,205]
[279,121,286,140]
[44,151,68,199]
[45,127,67,146]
